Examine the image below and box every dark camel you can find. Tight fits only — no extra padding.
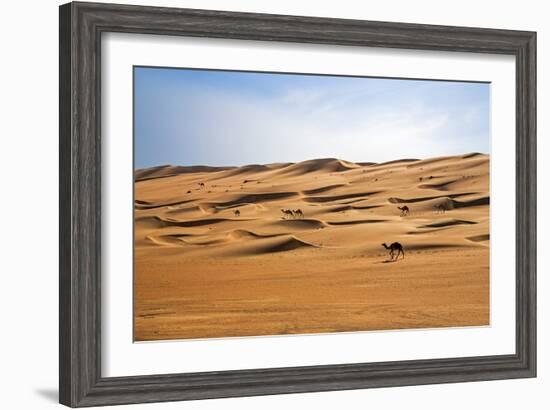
[434,204,446,214]
[280,209,294,219]
[381,242,405,260]
[293,209,304,218]
[233,209,241,217]
[397,206,410,216]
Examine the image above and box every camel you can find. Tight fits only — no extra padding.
[293,209,304,218]
[198,182,205,188]
[234,210,241,217]
[434,204,446,214]
[381,242,405,260]
[397,205,410,216]
[280,209,294,219]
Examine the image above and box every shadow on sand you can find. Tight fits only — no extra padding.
[374,259,401,264]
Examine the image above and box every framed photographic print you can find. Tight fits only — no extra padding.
[59,1,536,407]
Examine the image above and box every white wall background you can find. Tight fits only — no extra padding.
[0,0,545,409]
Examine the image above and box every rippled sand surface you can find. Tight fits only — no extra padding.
[134,154,489,341]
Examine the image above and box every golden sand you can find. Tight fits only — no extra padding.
[134,153,489,341]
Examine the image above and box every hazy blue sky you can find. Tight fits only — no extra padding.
[134,67,490,169]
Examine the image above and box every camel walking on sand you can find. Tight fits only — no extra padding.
[434,204,446,214]
[293,209,304,218]
[397,206,410,216]
[280,209,294,219]
[233,209,241,217]
[382,242,405,260]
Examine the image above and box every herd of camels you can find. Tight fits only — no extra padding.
[199,182,452,262]
[397,204,446,217]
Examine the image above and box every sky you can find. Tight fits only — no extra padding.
[134,66,490,169]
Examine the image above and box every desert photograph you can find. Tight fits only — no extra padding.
[133,67,490,341]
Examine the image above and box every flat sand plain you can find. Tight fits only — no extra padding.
[134,153,489,341]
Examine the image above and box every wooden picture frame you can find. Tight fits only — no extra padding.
[59,1,536,407]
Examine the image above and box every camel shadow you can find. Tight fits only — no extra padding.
[374,259,399,264]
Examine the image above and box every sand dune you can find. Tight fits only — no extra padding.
[232,235,319,255]
[146,232,197,247]
[420,218,478,228]
[326,219,388,226]
[218,164,273,177]
[266,218,328,231]
[302,184,349,195]
[135,198,197,210]
[212,191,300,207]
[451,196,490,208]
[135,153,490,341]
[466,234,490,242]
[134,164,234,181]
[159,216,246,227]
[228,229,284,240]
[273,158,360,176]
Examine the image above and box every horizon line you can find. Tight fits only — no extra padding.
[134,152,489,171]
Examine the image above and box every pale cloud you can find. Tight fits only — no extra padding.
[134,68,490,168]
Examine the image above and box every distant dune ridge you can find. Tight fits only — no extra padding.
[134,164,236,181]
[134,153,490,341]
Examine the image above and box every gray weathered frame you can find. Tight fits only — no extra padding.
[59,1,536,407]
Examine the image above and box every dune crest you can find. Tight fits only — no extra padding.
[273,158,359,176]
[232,235,319,256]
[135,164,234,181]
